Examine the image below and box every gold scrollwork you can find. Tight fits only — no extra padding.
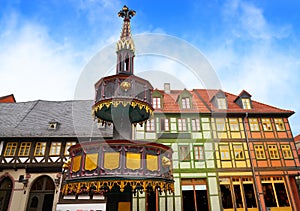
[61,179,174,196]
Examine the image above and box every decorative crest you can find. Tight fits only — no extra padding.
[118,5,136,21]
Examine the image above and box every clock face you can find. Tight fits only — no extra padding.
[120,81,131,91]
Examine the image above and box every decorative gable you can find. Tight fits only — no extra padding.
[152,89,163,109]
[177,89,192,109]
[210,90,227,109]
[234,90,252,109]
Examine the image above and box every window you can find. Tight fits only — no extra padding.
[146,119,155,132]
[220,183,233,209]
[220,177,257,209]
[268,145,279,159]
[216,118,226,131]
[201,118,210,130]
[219,145,230,160]
[217,98,227,109]
[179,145,190,161]
[274,118,285,131]
[177,118,187,131]
[50,142,61,156]
[181,97,191,109]
[262,118,272,131]
[152,97,161,109]
[160,118,169,132]
[254,145,266,159]
[4,142,18,156]
[229,118,239,131]
[262,177,290,208]
[18,142,31,156]
[242,98,251,109]
[249,118,260,131]
[233,145,244,160]
[194,146,204,161]
[34,142,47,156]
[191,119,201,131]
[281,145,293,159]
[65,141,77,155]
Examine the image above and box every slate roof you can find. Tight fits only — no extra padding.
[0,100,112,137]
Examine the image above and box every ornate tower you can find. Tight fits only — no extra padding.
[59,6,174,211]
[93,5,153,140]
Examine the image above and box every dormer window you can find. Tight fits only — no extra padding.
[242,98,251,109]
[217,98,227,109]
[235,90,252,109]
[153,97,161,109]
[181,97,191,109]
[177,89,192,109]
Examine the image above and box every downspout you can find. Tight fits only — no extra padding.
[243,112,262,211]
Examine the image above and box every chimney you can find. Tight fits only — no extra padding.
[164,83,170,94]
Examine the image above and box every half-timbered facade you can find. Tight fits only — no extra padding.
[136,86,300,211]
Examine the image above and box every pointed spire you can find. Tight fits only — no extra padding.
[116,5,136,74]
[117,5,135,53]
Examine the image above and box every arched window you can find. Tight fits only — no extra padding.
[26,176,54,211]
[0,177,13,211]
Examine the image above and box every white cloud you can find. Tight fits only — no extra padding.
[207,0,300,135]
[0,20,81,101]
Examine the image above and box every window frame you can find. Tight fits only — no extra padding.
[160,118,169,132]
[193,145,204,161]
[274,118,285,131]
[281,144,293,159]
[216,118,226,132]
[217,98,227,109]
[181,97,191,109]
[146,119,155,132]
[249,118,260,131]
[262,118,273,131]
[242,98,251,109]
[233,144,245,160]
[49,142,62,156]
[4,142,18,156]
[18,142,31,156]
[177,118,187,132]
[254,144,266,160]
[191,118,201,132]
[34,142,47,156]
[229,118,240,132]
[152,97,161,109]
[219,145,231,160]
[179,145,191,161]
[267,144,280,159]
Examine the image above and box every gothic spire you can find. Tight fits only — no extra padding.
[116,5,136,74]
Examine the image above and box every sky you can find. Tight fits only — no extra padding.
[0,0,299,135]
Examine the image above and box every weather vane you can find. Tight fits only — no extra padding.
[118,5,136,20]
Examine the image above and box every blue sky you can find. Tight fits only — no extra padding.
[0,0,299,135]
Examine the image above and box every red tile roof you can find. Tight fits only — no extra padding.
[153,89,294,116]
[295,134,300,142]
[0,94,16,103]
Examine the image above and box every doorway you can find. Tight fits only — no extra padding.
[181,179,209,211]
